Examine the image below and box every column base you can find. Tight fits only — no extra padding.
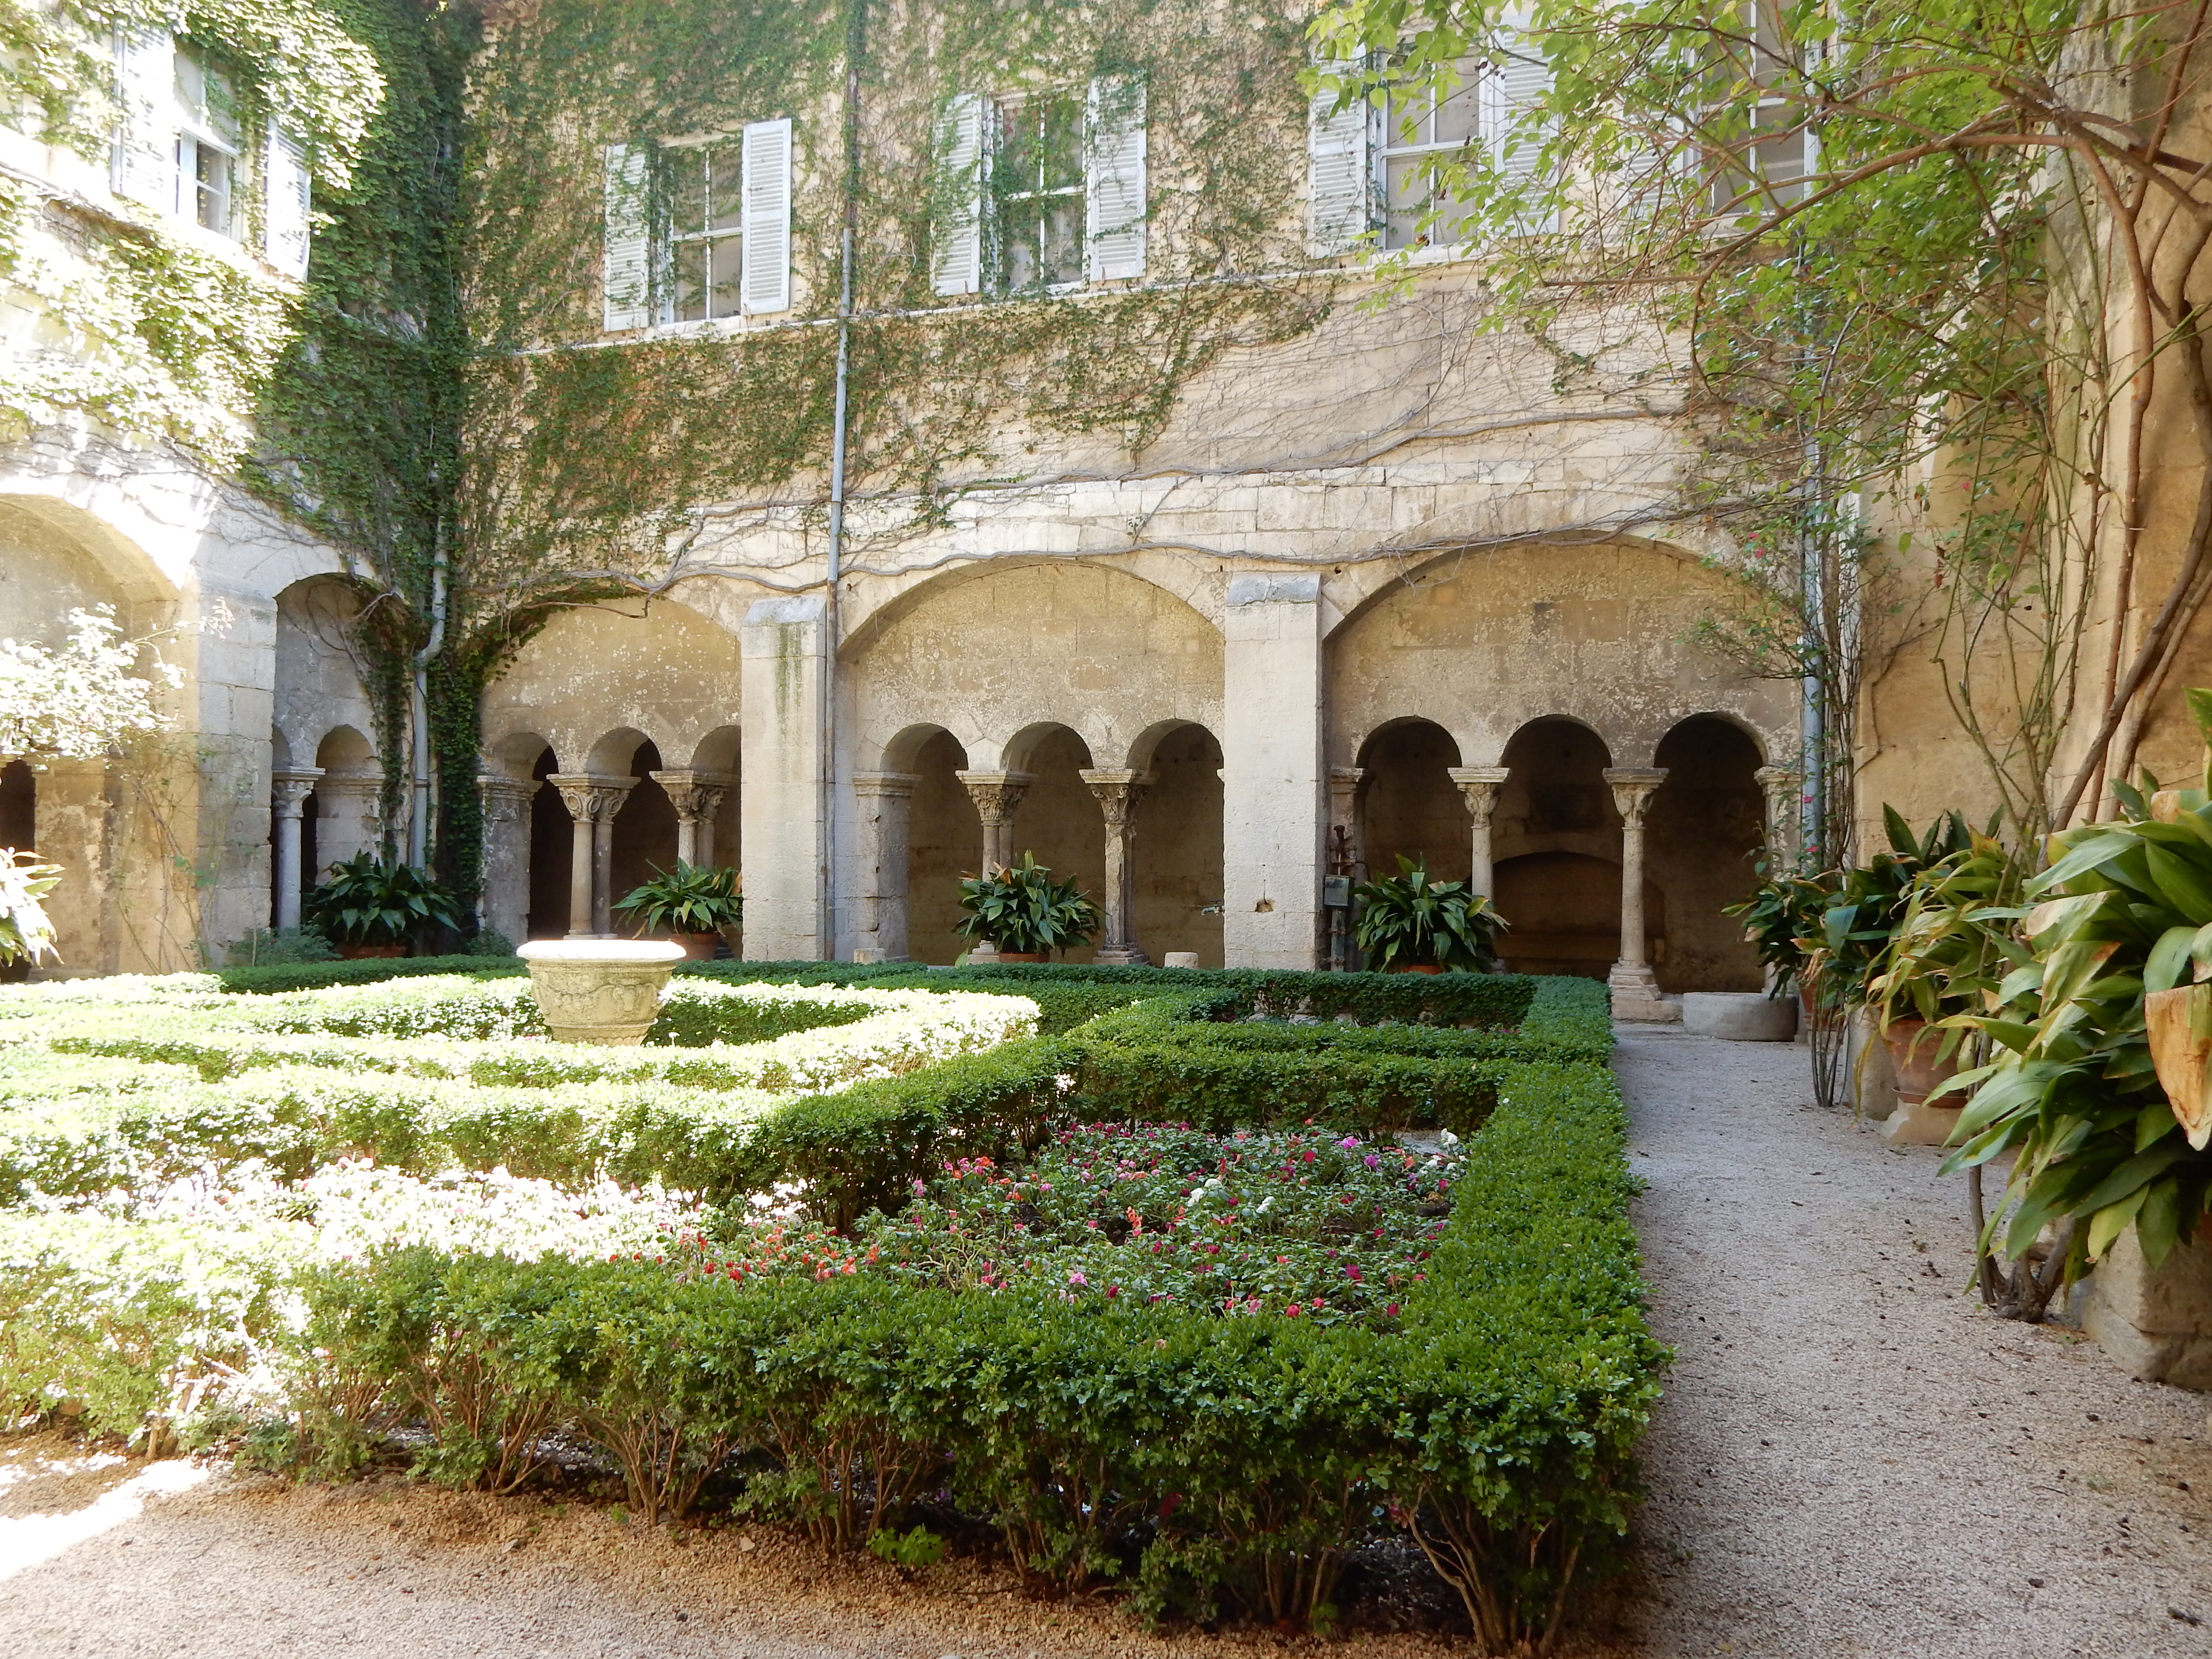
[1093,944,1152,966]
[1608,961,1681,1023]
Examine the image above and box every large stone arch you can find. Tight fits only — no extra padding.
[1325,539,1795,771]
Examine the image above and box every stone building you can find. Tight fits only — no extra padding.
[0,3,1842,1005]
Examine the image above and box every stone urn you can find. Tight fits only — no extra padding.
[517,939,685,1045]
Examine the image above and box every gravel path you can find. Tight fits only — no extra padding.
[1619,1024,2212,1658]
[4,1029,2210,1657]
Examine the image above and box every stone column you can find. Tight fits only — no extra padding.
[852,771,918,962]
[269,768,323,931]
[1445,765,1511,899]
[33,756,114,975]
[1081,769,1154,966]
[1603,767,1673,1022]
[739,597,828,961]
[548,774,634,938]
[1222,574,1325,970]
[313,772,383,875]
[956,770,1033,875]
[1754,764,1802,866]
[476,775,539,943]
[652,769,736,867]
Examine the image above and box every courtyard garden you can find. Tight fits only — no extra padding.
[0,954,1649,1648]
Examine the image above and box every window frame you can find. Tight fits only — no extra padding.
[171,48,241,240]
[657,132,745,326]
[1375,54,1490,255]
[988,87,1088,296]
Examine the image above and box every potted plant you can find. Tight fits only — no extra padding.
[301,853,466,959]
[612,862,743,959]
[1351,856,1505,973]
[1723,858,1836,1007]
[0,849,59,970]
[955,853,1099,960]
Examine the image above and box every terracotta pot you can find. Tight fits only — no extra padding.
[996,950,1047,962]
[1391,963,1444,975]
[673,931,720,962]
[2145,983,2212,1149]
[339,943,407,960]
[1880,1017,1963,1107]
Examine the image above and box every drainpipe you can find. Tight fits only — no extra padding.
[408,537,448,870]
[820,0,866,958]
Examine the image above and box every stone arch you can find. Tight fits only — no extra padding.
[850,558,1223,785]
[1490,717,1656,981]
[273,576,374,775]
[903,727,980,964]
[1002,723,1105,961]
[1647,714,1768,992]
[1133,721,1226,967]
[585,726,655,778]
[1325,540,1796,773]
[1356,718,1469,886]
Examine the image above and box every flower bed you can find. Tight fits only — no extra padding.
[0,967,1656,1646]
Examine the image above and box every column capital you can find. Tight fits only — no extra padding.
[955,770,1033,821]
[650,768,734,820]
[476,773,541,825]
[1602,766,1668,823]
[271,768,323,818]
[852,770,920,800]
[1446,765,1511,817]
[547,772,636,822]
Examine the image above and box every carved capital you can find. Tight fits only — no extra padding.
[271,768,323,819]
[1602,766,1669,826]
[547,772,637,824]
[1327,765,1367,819]
[650,768,734,824]
[956,769,1033,824]
[476,774,540,826]
[1078,769,1154,828]
[1446,765,1511,823]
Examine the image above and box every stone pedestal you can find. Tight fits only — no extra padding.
[476,775,539,945]
[517,939,685,1045]
[2079,1227,2212,1389]
[1681,991,1797,1041]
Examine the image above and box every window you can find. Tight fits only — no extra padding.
[663,139,744,322]
[992,93,1085,291]
[1380,59,1482,251]
[172,51,240,238]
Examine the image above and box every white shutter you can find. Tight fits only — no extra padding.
[741,116,793,314]
[1306,83,1371,257]
[601,143,651,332]
[1084,77,1146,283]
[1484,11,1555,230]
[110,27,173,210]
[264,123,311,278]
[931,93,986,298]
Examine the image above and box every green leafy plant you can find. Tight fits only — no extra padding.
[612,863,743,936]
[867,1524,947,1569]
[1351,857,1504,972]
[302,854,467,948]
[1865,832,2030,1039]
[0,850,60,966]
[1812,810,1973,1010]
[1721,860,1835,996]
[955,854,1099,956]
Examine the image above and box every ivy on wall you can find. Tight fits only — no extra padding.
[0,0,1345,918]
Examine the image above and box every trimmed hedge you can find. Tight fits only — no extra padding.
[264,1056,1658,1642]
[216,956,525,995]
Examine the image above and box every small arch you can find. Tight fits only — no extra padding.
[880,721,969,776]
[1357,717,1469,886]
[1490,717,1637,981]
[688,724,741,776]
[1125,717,1209,773]
[528,744,570,938]
[585,726,653,777]
[1134,722,1225,967]
[314,725,376,773]
[610,740,678,917]
[1647,714,1768,992]
[1000,720,1095,775]
[491,730,553,779]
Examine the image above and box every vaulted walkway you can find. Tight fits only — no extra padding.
[1619,1027,2212,1658]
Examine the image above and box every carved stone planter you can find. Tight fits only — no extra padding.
[517,939,686,1045]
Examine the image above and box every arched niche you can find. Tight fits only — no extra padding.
[1649,714,1767,992]
[905,727,979,964]
[1491,718,1661,980]
[1357,718,1468,884]
[1134,722,1226,967]
[273,577,374,769]
[1004,724,1104,962]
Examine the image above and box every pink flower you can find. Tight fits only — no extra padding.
[1385,1302,1400,1318]
[1069,1270,1089,1287]
[1284,1303,1302,1317]
[1344,1262,1363,1283]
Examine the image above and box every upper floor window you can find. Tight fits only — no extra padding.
[1379,61,1482,250]
[932,78,1146,300]
[601,119,791,333]
[991,92,1085,291]
[173,52,240,238]
[663,138,744,321]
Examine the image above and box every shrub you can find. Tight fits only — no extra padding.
[955,854,1100,955]
[1352,856,1506,971]
[222,927,339,967]
[302,855,467,948]
[612,863,742,936]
